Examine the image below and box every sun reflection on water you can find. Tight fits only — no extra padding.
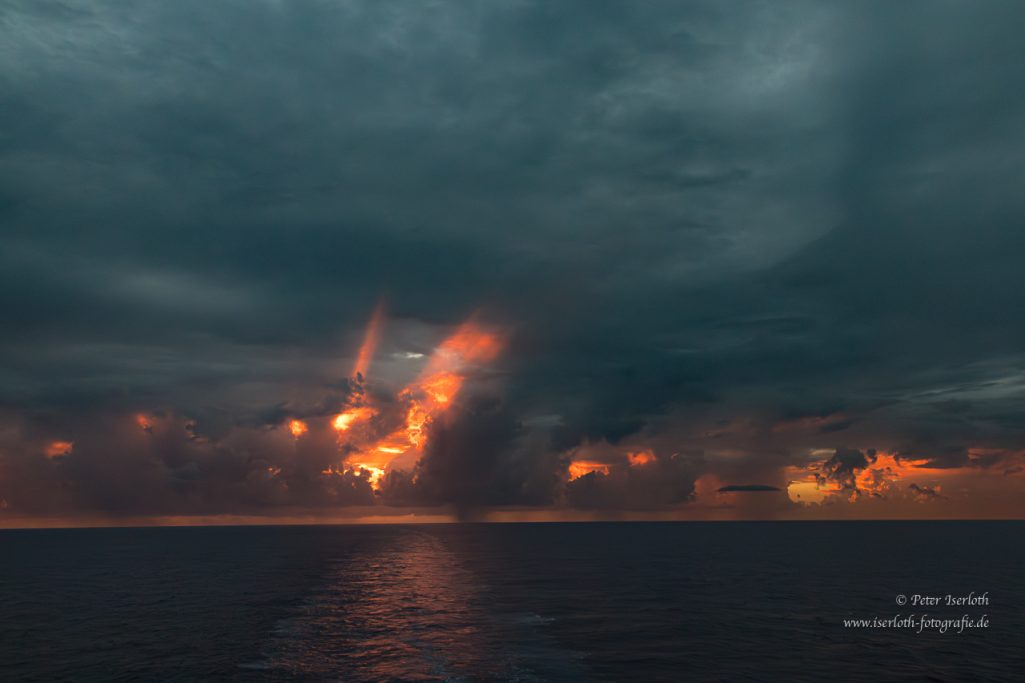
[264,531,535,681]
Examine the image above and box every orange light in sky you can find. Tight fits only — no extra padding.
[628,450,656,466]
[788,451,960,504]
[422,322,501,375]
[288,419,308,438]
[45,440,73,458]
[323,463,386,487]
[420,373,462,405]
[331,319,502,490]
[352,301,386,379]
[568,460,611,480]
[787,480,826,504]
[332,406,375,432]
[398,321,500,447]
[403,398,430,450]
[353,464,386,486]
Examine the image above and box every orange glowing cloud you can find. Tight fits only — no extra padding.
[628,450,656,467]
[422,322,501,371]
[45,440,73,458]
[322,316,503,491]
[420,373,462,406]
[788,450,967,505]
[353,301,386,379]
[565,442,655,481]
[568,460,610,480]
[353,464,386,486]
[385,321,502,452]
[288,419,308,439]
[392,322,501,450]
[321,463,386,486]
[332,406,375,432]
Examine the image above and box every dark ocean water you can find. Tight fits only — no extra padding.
[1,521,1022,682]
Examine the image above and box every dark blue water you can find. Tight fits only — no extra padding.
[1,522,1022,682]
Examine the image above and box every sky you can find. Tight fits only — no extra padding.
[2,1,1024,525]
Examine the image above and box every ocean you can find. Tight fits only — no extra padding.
[1,522,1022,682]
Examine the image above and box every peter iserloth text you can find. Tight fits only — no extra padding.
[907,592,989,607]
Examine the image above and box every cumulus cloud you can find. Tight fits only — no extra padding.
[816,448,877,494]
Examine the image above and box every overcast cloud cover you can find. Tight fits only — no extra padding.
[2,1,1024,522]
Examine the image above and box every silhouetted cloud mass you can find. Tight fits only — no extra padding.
[717,485,781,493]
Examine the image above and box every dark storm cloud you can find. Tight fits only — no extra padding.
[378,395,563,519]
[2,1,1024,516]
[816,447,876,493]
[908,483,944,502]
[716,485,780,493]
[565,454,698,511]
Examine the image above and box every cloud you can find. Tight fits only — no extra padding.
[1,1,1025,519]
[564,454,698,510]
[0,410,377,516]
[908,483,944,501]
[717,484,781,493]
[816,448,877,494]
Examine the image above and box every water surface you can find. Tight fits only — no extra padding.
[1,522,1022,681]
